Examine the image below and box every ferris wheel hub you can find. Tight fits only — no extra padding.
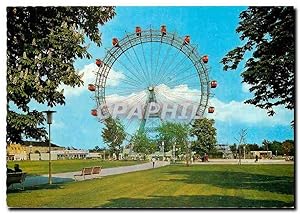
[148,86,154,91]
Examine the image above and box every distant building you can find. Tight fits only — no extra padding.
[7,142,89,161]
[216,144,233,159]
[7,143,27,160]
[250,151,272,159]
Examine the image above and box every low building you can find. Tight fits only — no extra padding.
[250,151,272,159]
[7,143,27,161]
[7,141,89,161]
[216,144,233,159]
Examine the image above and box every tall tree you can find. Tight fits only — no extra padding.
[156,122,191,165]
[221,7,295,122]
[102,117,126,160]
[262,139,271,151]
[190,118,217,156]
[132,131,156,160]
[282,139,294,156]
[269,141,283,156]
[7,7,116,143]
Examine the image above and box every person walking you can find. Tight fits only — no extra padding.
[151,157,156,168]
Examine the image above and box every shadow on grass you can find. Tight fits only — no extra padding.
[161,170,294,195]
[101,195,294,208]
[7,183,64,194]
[7,176,74,193]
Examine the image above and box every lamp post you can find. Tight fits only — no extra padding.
[29,145,32,160]
[173,143,176,163]
[243,145,246,160]
[162,141,164,161]
[43,110,56,184]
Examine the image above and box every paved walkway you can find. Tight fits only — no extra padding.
[192,159,294,165]
[13,161,170,189]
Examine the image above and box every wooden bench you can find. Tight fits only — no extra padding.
[7,172,27,189]
[74,166,102,180]
[91,166,102,177]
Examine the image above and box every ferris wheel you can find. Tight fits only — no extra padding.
[88,25,217,139]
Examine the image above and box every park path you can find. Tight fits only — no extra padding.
[16,161,170,188]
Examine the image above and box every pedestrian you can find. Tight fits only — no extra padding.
[255,155,258,163]
[14,164,22,172]
[151,157,156,168]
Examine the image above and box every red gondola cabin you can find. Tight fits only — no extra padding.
[161,25,167,36]
[88,84,96,91]
[112,38,119,47]
[211,80,217,88]
[91,109,98,116]
[183,36,190,45]
[96,59,102,67]
[202,55,209,63]
[136,26,142,36]
[208,107,215,113]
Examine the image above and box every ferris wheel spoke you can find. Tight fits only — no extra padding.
[167,47,195,73]
[160,61,198,85]
[157,92,200,108]
[154,44,173,85]
[121,49,148,85]
[153,41,162,84]
[164,73,200,88]
[158,45,186,83]
[155,51,186,85]
[156,86,201,101]
[140,39,151,83]
[106,52,145,87]
[125,34,150,86]
[150,40,153,85]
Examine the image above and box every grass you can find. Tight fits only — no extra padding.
[7,159,147,175]
[7,164,294,208]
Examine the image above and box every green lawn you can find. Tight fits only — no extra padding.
[7,164,294,208]
[7,159,147,175]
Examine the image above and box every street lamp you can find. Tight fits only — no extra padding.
[243,145,246,160]
[43,110,56,184]
[173,143,176,163]
[162,141,164,161]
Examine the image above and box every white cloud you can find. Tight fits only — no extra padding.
[52,119,65,128]
[103,83,293,127]
[60,63,125,97]
[242,82,251,93]
[207,97,293,126]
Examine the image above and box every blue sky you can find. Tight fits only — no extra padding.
[29,6,294,149]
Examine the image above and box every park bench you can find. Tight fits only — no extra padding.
[74,166,102,181]
[7,172,27,189]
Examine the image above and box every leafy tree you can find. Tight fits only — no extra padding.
[262,139,271,151]
[229,143,238,158]
[156,122,191,165]
[7,7,116,143]
[269,141,283,155]
[247,143,260,151]
[132,132,156,160]
[190,118,217,156]
[102,117,126,160]
[282,139,294,156]
[221,7,295,121]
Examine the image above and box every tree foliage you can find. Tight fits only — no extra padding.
[282,140,294,156]
[101,117,126,160]
[7,7,116,143]
[132,131,156,159]
[190,118,217,156]
[221,7,295,119]
[156,122,191,165]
